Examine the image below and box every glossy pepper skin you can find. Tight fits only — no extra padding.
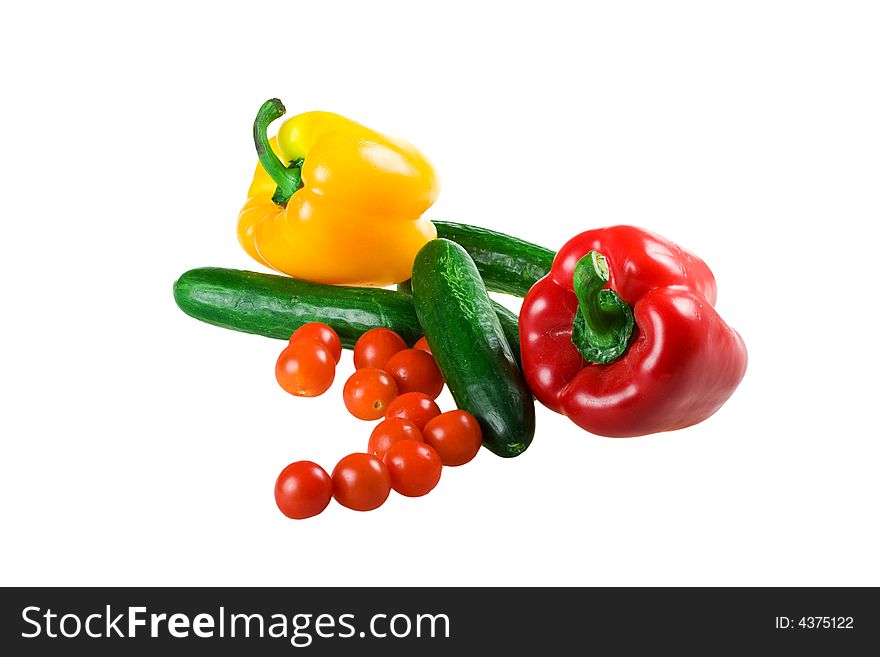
[519,226,747,437]
[238,100,439,287]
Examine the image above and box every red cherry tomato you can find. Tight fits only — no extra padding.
[414,336,432,354]
[385,392,441,430]
[383,348,444,398]
[275,341,335,397]
[274,461,333,519]
[422,410,483,466]
[290,322,342,363]
[368,418,423,460]
[353,328,407,370]
[332,453,391,511]
[383,440,442,497]
[343,368,398,420]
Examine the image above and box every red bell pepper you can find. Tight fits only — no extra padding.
[519,225,747,437]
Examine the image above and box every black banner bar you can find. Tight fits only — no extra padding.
[1,587,876,654]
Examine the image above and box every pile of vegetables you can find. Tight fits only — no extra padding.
[173,99,747,519]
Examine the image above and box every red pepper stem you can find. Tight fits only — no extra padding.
[253,98,302,206]
[570,251,635,365]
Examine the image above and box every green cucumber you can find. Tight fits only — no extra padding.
[412,239,535,457]
[397,278,522,367]
[173,268,423,347]
[433,220,555,297]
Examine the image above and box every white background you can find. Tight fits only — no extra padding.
[1,1,878,586]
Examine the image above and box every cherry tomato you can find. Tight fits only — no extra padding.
[414,336,432,354]
[343,368,398,420]
[383,440,442,497]
[275,341,335,397]
[290,322,342,363]
[368,418,423,460]
[385,392,441,430]
[422,410,483,466]
[332,453,391,511]
[353,328,407,370]
[383,348,444,398]
[274,461,333,519]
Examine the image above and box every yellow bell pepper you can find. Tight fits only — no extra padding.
[238,99,439,286]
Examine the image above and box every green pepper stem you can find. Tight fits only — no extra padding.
[253,98,302,206]
[570,251,634,364]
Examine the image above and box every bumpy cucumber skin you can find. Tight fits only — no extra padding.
[397,278,522,367]
[174,223,549,348]
[484,303,521,368]
[412,239,535,457]
[173,268,423,347]
[433,221,554,297]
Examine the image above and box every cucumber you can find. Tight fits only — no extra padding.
[433,220,555,297]
[397,278,522,367]
[173,268,423,347]
[412,239,535,457]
